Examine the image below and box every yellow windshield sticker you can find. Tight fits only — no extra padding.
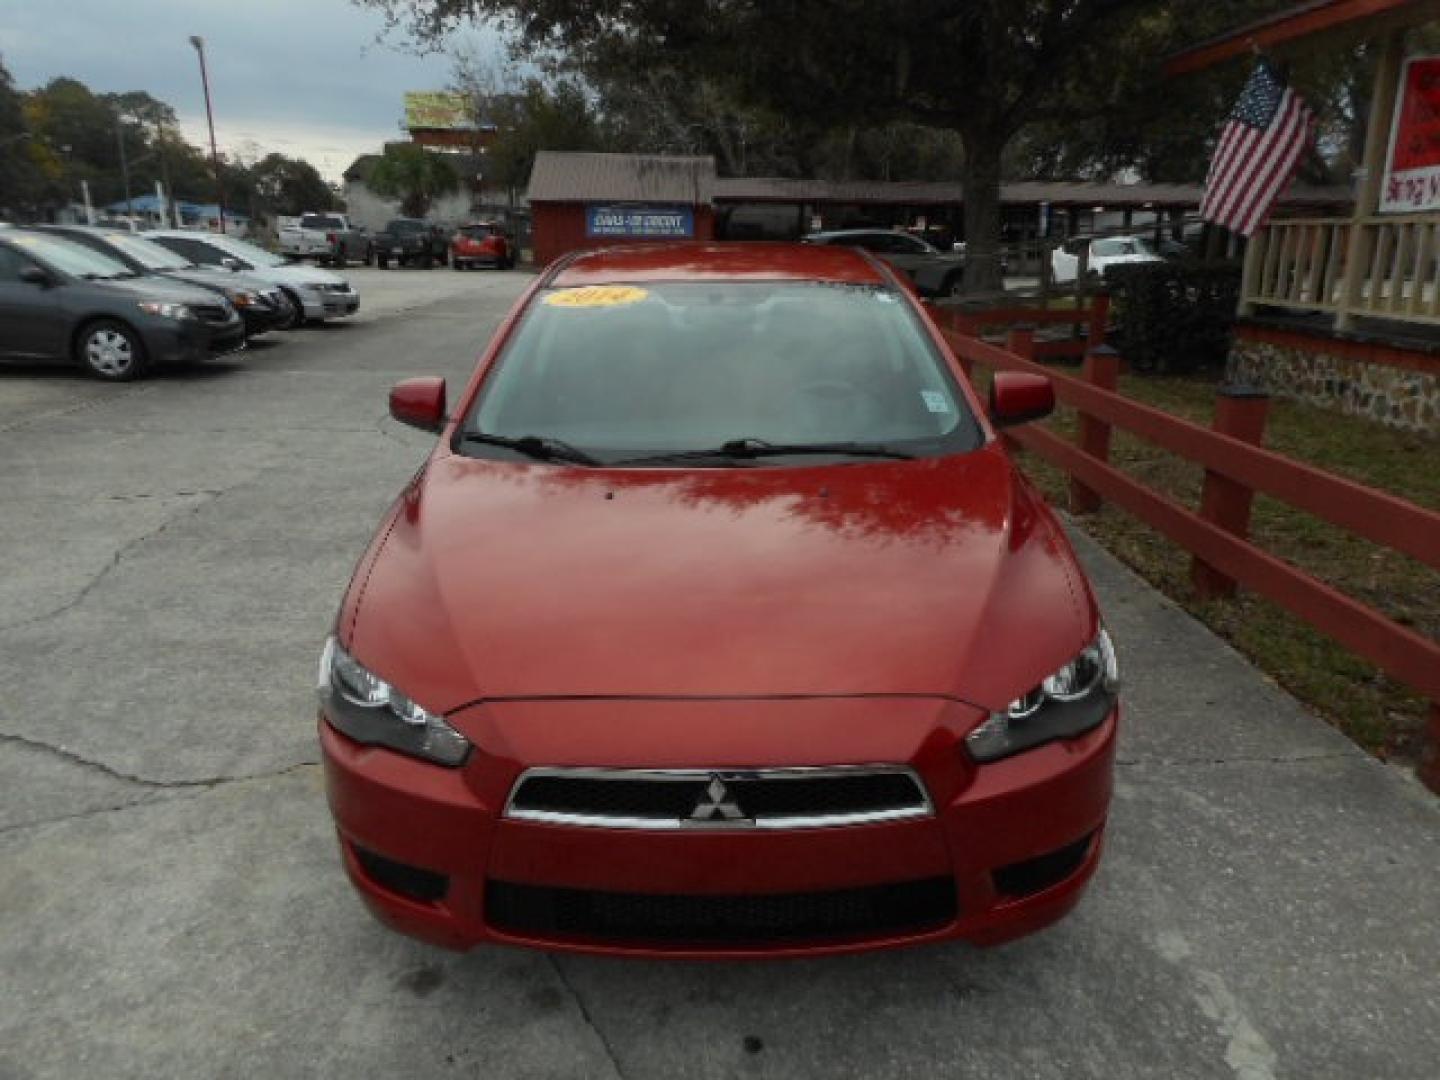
[544,285,650,309]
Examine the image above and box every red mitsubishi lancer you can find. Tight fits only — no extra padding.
[319,242,1119,957]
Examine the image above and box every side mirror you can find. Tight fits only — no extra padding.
[989,371,1055,428]
[18,266,51,287]
[221,257,242,272]
[389,377,447,433]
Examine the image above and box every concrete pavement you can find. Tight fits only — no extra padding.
[1,268,1437,1080]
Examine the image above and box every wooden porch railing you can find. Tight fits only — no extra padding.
[933,312,1440,792]
[1243,214,1440,325]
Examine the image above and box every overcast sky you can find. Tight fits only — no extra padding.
[0,0,501,181]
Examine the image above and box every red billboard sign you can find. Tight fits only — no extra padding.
[1382,56,1440,212]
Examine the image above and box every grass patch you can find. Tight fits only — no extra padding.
[1007,368,1438,764]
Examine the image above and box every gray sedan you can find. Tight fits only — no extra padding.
[802,229,968,296]
[0,230,245,380]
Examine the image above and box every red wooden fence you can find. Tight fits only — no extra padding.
[934,312,1440,792]
[942,294,1109,361]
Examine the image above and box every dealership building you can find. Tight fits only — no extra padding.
[526,150,1348,268]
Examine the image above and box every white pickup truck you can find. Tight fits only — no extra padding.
[278,213,371,266]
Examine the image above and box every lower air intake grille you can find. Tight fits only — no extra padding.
[992,833,1094,899]
[485,877,957,946]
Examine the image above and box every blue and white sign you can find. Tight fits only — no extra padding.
[586,205,695,239]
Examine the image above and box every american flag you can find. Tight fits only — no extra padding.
[1200,61,1316,237]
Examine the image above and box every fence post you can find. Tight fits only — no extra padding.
[1005,326,1035,362]
[1086,292,1111,350]
[1420,703,1440,795]
[1069,344,1120,514]
[1191,385,1271,600]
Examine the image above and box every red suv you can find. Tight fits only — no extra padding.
[450,222,514,271]
[319,242,1118,957]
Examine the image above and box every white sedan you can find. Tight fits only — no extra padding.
[145,230,359,326]
[1051,235,1164,284]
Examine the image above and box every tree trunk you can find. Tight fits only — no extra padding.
[961,137,1004,295]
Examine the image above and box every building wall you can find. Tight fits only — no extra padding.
[531,202,715,268]
[342,181,475,234]
[1226,323,1440,435]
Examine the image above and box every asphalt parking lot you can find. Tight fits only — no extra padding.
[1,267,1437,1080]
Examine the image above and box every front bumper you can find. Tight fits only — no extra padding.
[140,314,245,364]
[238,302,285,337]
[301,289,360,320]
[321,696,1117,957]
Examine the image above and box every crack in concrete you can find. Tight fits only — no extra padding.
[373,410,426,452]
[100,489,224,502]
[548,955,629,1080]
[0,383,160,434]
[0,792,173,838]
[1116,752,1353,768]
[0,730,319,793]
[0,487,229,633]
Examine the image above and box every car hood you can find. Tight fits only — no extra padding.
[261,262,346,287]
[160,267,273,294]
[92,275,223,306]
[346,445,1098,713]
[1097,253,1164,267]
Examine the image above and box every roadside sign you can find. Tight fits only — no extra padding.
[586,205,694,239]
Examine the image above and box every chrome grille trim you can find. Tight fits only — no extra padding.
[504,765,934,831]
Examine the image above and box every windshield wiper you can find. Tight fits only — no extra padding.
[616,437,914,466]
[459,431,601,466]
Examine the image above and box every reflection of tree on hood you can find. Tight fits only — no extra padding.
[446,447,1029,553]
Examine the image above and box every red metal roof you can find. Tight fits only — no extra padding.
[549,242,889,286]
[712,176,1348,208]
[528,152,716,204]
[1166,0,1440,75]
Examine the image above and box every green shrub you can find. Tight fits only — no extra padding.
[1104,261,1242,374]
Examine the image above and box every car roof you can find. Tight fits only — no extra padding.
[32,223,128,237]
[550,242,890,287]
[804,229,909,241]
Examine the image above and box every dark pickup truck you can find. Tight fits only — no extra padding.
[373,219,449,269]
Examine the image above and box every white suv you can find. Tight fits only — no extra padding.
[1051,235,1164,284]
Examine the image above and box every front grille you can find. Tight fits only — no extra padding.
[485,877,956,946]
[506,767,931,829]
[192,303,232,323]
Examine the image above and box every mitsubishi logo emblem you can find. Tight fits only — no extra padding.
[686,775,752,825]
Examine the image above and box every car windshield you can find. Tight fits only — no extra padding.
[1092,237,1156,257]
[459,224,496,238]
[466,281,981,465]
[98,232,193,271]
[207,236,288,268]
[9,232,131,279]
[388,220,426,234]
[301,215,343,229]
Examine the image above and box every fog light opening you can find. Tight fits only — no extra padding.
[352,844,450,904]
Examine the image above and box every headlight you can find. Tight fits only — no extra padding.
[317,637,471,767]
[965,629,1118,763]
[137,301,195,320]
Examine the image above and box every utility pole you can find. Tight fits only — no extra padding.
[189,34,227,233]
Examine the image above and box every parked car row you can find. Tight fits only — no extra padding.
[278,213,371,265]
[368,218,517,271]
[275,211,519,273]
[0,224,359,381]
